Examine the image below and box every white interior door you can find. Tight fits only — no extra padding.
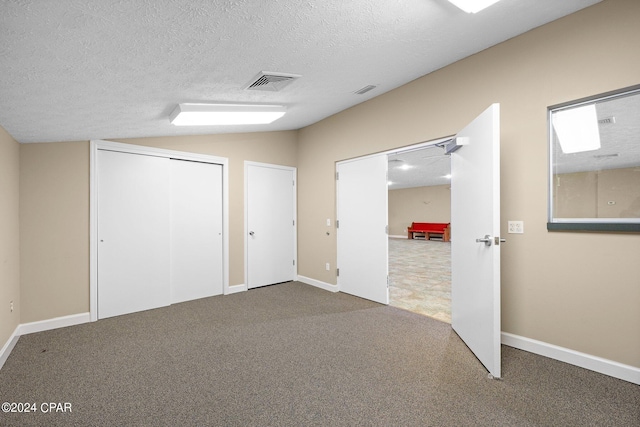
[170,159,223,304]
[336,155,389,305]
[246,163,296,289]
[97,150,171,319]
[450,103,502,378]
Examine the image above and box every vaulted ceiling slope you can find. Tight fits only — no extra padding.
[0,0,601,143]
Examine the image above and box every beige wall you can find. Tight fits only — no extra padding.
[554,167,640,218]
[388,186,451,236]
[17,131,297,322]
[297,0,640,367]
[0,126,20,347]
[20,142,89,322]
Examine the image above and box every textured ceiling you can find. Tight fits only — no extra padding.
[388,145,451,189]
[0,0,602,143]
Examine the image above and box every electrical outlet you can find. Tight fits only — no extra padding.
[325,263,330,271]
[326,218,331,226]
[508,221,524,234]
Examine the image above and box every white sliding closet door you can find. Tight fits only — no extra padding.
[170,159,223,303]
[97,150,171,319]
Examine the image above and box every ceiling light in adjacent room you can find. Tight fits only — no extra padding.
[170,103,286,126]
[552,104,601,154]
[447,0,501,13]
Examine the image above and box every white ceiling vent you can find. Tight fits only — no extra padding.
[244,71,301,92]
[354,85,377,95]
[598,116,616,125]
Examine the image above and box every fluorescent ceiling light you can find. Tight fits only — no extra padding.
[447,0,501,13]
[170,103,286,126]
[552,104,601,154]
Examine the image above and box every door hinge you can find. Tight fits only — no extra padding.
[293,180,295,186]
[293,260,296,266]
[336,268,340,277]
[336,220,339,228]
[387,275,390,287]
[336,171,339,180]
[293,219,295,226]
[385,225,388,235]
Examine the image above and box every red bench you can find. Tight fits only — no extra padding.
[407,222,450,242]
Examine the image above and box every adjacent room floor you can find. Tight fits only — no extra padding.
[389,237,451,323]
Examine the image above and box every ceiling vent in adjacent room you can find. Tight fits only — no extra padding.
[244,71,301,92]
[598,116,616,125]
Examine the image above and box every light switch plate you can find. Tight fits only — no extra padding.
[508,221,524,234]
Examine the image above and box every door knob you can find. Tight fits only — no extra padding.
[476,235,492,247]
[249,231,255,236]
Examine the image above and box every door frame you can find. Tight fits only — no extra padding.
[244,161,297,288]
[336,137,453,296]
[89,140,230,322]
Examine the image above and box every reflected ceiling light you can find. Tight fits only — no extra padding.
[444,174,452,179]
[398,164,414,171]
[552,104,601,154]
[170,103,286,126]
[447,0,501,13]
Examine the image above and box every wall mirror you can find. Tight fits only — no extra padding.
[548,85,640,231]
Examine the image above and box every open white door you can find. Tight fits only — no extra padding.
[450,103,502,378]
[246,162,296,289]
[336,155,389,304]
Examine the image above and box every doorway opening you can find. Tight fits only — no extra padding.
[387,143,452,323]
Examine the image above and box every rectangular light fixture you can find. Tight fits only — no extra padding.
[447,0,501,13]
[552,104,601,154]
[169,103,286,126]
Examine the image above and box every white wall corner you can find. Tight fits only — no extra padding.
[502,332,640,386]
[0,326,21,371]
[297,275,339,293]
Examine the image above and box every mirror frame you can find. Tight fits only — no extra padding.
[547,84,640,232]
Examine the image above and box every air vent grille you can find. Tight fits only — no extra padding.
[244,72,300,92]
[354,85,377,95]
[598,116,616,125]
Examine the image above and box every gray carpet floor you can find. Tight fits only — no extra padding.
[1,282,638,426]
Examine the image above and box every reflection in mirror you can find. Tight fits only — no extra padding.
[549,86,640,228]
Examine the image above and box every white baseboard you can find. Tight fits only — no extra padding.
[226,284,247,295]
[389,235,407,239]
[1,313,91,371]
[502,332,640,385]
[18,312,91,336]
[0,326,20,371]
[297,275,339,293]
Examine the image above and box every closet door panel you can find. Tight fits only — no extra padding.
[170,160,223,303]
[97,150,171,319]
